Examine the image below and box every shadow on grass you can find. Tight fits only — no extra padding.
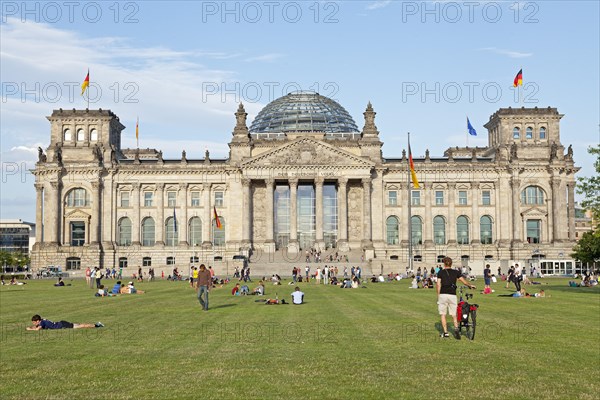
[210,304,237,310]
[536,285,600,295]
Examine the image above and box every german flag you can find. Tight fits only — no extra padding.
[513,69,523,87]
[214,206,222,229]
[81,69,90,95]
[409,143,420,189]
[136,117,139,140]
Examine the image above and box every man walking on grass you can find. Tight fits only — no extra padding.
[196,264,212,311]
[436,257,475,339]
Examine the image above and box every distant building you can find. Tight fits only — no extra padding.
[574,204,595,241]
[0,219,36,254]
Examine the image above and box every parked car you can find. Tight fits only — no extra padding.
[38,266,64,278]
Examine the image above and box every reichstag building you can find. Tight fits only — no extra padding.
[31,92,579,275]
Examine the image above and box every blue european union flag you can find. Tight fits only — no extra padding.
[467,117,477,136]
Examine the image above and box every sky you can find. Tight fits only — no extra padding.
[1,0,599,222]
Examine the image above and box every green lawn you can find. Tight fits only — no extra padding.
[1,277,598,400]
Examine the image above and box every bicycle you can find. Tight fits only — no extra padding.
[457,286,479,340]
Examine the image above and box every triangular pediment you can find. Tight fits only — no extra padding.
[65,209,91,219]
[521,207,547,217]
[241,137,374,168]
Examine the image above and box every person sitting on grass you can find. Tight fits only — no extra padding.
[291,287,304,304]
[351,277,360,289]
[54,277,65,287]
[27,314,104,330]
[252,281,265,296]
[409,278,418,289]
[111,281,122,295]
[96,285,107,297]
[240,285,249,295]
[232,283,240,296]
[10,277,26,285]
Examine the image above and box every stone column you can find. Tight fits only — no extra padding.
[337,178,348,250]
[361,178,373,247]
[511,178,521,244]
[179,183,188,246]
[288,178,299,254]
[551,179,561,242]
[49,181,62,244]
[315,177,325,250]
[567,182,576,240]
[91,181,102,244]
[241,178,252,245]
[132,184,141,245]
[447,182,456,244]
[35,183,44,243]
[202,184,212,246]
[471,182,480,244]
[265,179,275,246]
[155,183,165,246]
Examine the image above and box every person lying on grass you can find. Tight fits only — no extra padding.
[26,314,104,330]
[120,282,145,294]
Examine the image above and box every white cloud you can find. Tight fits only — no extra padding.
[366,1,392,10]
[479,47,533,59]
[244,53,284,63]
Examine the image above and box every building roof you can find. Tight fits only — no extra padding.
[249,92,359,134]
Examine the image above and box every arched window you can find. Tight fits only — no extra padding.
[66,188,90,207]
[513,127,520,139]
[433,216,446,245]
[77,129,85,141]
[189,217,202,246]
[539,127,546,139]
[63,128,72,141]
[411,216,422,245]
[526,127,533,139]
[165,217,179,246]
[118,217,132,246]
[213,217,225,246]
[386,216,399,245]
[480,215,493,244]
[521,186,545,205]
[457,216,470,244]
[141,217,155,246]
[90,128,98,141]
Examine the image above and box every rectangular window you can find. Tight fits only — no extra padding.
[191,191,200,207]
[167,191,177,207]
[120,192,130,207]
[458,191,468,205]
[411,191,420,206]
[70,221,85,246]
[214,191,224,207]
[166,257,175,265]
[526,220,541,243]
[144,192,153,207]
[482,190,491,206]
[435,191,444,205]
[388,191,397,206]
[142,257,152,267]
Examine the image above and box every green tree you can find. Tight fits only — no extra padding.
[571,230,600,263]
[576,144,600,222]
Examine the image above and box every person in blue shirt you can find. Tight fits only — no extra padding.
[112,281,122,295]
[26,315,103,330]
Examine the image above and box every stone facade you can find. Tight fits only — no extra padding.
[31,103,579,274]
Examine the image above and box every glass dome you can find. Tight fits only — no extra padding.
[249,91,359,134]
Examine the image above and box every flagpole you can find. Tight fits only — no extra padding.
[407,132,413,275]
[173,210,176,277]
[87,68,90,109]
